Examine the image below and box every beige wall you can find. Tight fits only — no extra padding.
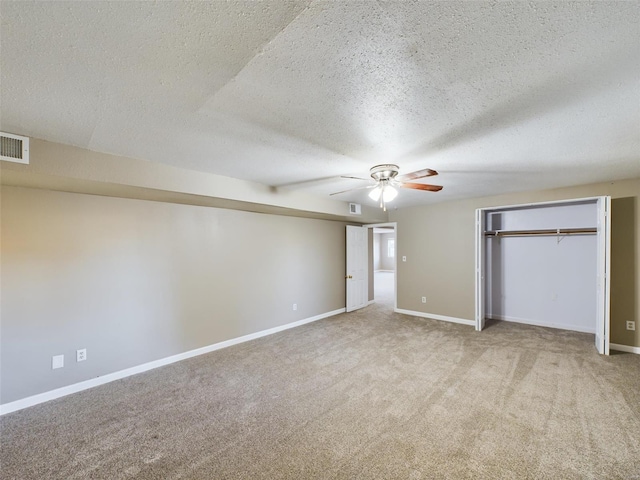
[390,178,640,348]
[0,138,388,224]
[1,186,348,404]
[3,175,637,405]
[379,232,396,271]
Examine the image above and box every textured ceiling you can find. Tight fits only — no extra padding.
[1,1,639,208]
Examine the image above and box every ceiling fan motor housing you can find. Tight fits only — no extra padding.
[370,164,399,182]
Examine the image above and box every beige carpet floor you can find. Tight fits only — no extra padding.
[2,301,639,479]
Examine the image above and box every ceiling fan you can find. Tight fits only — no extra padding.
[331,164,443,211]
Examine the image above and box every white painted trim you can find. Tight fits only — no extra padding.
[487,314,595,334]
[475,207,485,331]
[610,343,640,355]
[365,222,397,229]
[480,196,602,212]
[0,308,346,416]
[375,269,394,273]
[395,308,475,326]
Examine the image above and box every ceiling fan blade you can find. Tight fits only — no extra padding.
[340,175,371,181]
[330,184,376,196]
[397,168,438,182]
[400,182,443,192]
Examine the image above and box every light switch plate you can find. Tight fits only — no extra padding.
[52,355,64,369]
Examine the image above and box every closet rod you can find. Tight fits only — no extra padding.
[484,227,597,237]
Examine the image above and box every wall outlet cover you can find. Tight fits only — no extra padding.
[626,321,636,331]
[77,349,87,362]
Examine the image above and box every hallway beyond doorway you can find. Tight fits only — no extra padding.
[374,271,394,308]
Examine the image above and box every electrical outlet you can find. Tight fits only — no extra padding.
[627,321,636,331]
[421,296,426,303]
[292,303,297,311]
[77,348,87,362]
[52,355,64,370]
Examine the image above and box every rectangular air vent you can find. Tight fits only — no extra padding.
[349,203,361,215]
[0,132,29,164]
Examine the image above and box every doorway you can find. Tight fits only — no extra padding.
[366,223,397,310]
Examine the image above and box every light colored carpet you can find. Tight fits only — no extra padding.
[2,303,639,479]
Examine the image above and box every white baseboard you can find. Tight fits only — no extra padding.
[0,308,346,416]
[395,308,475,327]
[610,343,640,355]
[487,314,595,334]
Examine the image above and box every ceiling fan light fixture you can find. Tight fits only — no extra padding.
[383,185,398,202]
[331,164,441,210]
[368,182,397,210]
[368,185,382,201]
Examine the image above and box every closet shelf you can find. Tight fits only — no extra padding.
[484,227,597,237]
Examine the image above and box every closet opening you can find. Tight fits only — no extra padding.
[475,197,611,354]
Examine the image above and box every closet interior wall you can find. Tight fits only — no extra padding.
[485,201,598,333]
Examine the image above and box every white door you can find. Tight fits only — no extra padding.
[475,209,486,331]
[346,225,369,312]
[595,196,611,354]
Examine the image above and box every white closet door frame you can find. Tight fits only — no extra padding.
[475,208,486,331]
[474,196,611,354]
[595,196,611,355]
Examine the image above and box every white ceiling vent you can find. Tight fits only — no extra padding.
[349,203,361,215]
[0,132,29,164]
